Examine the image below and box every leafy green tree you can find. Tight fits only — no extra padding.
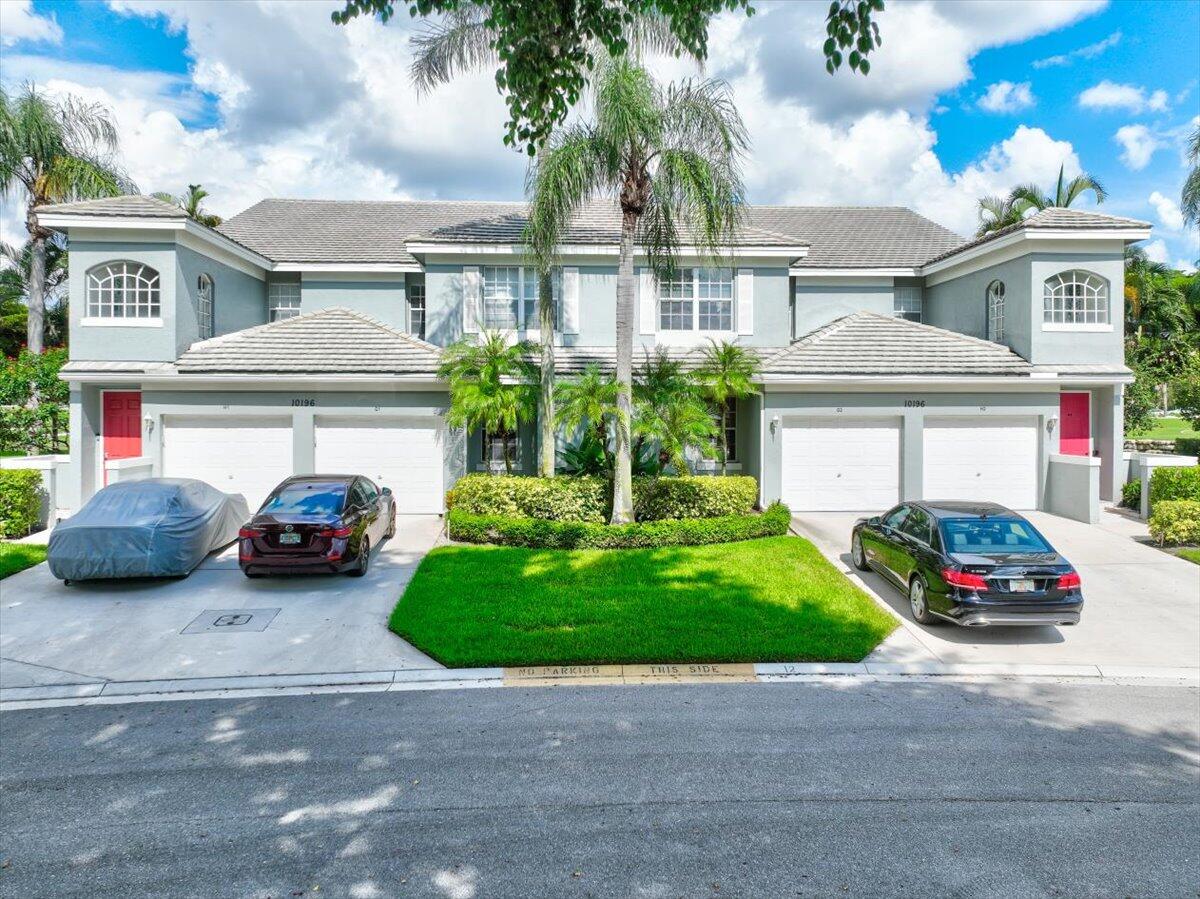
[1125,246,1192,339]
[693,338,758,473]
[1183,125,1199,230]
[0,238,68,355]
[0,348,69,454]
[526,56,746,521]
[438,331,536,474]
[0,84,132,357]
[556,363,621,470]
[633,348,717,474]
[151,183,222,227]
[1174,368,1200,430]
[1124,360,1159,437]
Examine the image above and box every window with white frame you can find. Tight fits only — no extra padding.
[482,431,519,467]
[479,267,559,330]
[893,286,922,322]
[1043,270,1109,325]
[197,273,214,339]
[408,283,426,340]
[268,281,301,322]
[658,267,733,331]
[86,261,161,319]
[986,280,1005,342]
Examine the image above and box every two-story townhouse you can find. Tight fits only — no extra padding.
[35,194,1150,519]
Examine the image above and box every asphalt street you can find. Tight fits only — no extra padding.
[1,680,1197,899]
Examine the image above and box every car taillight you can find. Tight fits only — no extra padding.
[1056,571,1082,590]
[941,568,989,592]
[318,525,354,539]
[238,527,264,539]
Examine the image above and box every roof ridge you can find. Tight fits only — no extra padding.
[854,310,1028,355]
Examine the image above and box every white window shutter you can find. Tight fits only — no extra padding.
[639,268,657,335]
[737,268,754,336]
[561,266,579,334]
[462,266,480,333]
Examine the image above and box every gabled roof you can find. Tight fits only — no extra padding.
[763,312,1032,377]
[922,207,1151,266]
[176,307,442,375]
[757,207,963,269]
[35,194,186,219]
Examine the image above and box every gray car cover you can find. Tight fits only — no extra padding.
[48,478,250,581]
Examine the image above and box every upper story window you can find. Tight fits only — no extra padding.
[86,261,160,319]
[408,283,426,340]
[659,267,733,331]
[197,273,214,339]
[481,266,559,331]
[1043,270,1109,326]
[268,281,301,322]
[893,286,922,322]
[986,280,1005,342]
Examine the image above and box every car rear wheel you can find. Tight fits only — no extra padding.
[851,534,870,571]
[349,537,370,577]
[908,576,937,625]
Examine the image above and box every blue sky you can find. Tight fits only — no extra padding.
[2,0,1198,268]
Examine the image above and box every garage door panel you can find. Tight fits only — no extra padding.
[923,416,1038,510]
[162,416,293,510]
[781,417,901,512]
[314,416,444,515]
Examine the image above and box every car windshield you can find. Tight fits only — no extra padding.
[260,483,346,516]
[940,518,1052,555]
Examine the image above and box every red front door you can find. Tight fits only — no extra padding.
[1059,392,1091,456]
[103,391,142,484]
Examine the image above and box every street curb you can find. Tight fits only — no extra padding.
[2,662,1196,710]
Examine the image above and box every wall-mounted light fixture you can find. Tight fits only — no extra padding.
[1046,415,1059,435]
[769,414,780,436]
[143,414,155,436]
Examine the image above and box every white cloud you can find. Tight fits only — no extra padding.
[1078,80,1169,113]
[1142,239,1170,264]
[1114,124,1161,170]
[1175,259,1197,274]
[0,0,62,46]
[1033,30,1121,68]
[1148,191,1185,232]
[978,81,1035,113]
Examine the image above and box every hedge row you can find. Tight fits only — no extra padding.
[1149,465,1200,506]
[0,469,42,538]
[1175,437,1200,458]
[445,473,759,523]
[1148,500,1200,546]
[448,502,792,550]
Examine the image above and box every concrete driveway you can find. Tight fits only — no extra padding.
[793,508,1200,670]
[0,516,444,689]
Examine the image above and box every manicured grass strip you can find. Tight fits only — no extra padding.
[1138,417,1200,441]
[0,543,48,579]
[390,535,896,667]
[1175,547,1200,566]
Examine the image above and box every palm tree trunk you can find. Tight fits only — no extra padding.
[611,213,637,524]
[26,221,47,408]
[538,271,555,478]
[502,428,513,475]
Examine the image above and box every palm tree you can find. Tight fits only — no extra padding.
[556,363,621,471]
[0,238,68,355]
[693,339,760,474]
[438,331,536,474]
[1124,246,1191,339]
[633,348,718,475]
[526,56,747,522]
[1183,125,1200,230]
[0,84,132,357]
[152,183,222,227]
[976,194,1024,236]
[1009,164,1107,216]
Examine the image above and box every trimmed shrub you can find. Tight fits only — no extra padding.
[1149,466,1200,506]
[1120,480,1141,510]
[1148,500,1200,546]
[0,469,43,538]
[448,502,792,550]
[1175,437,1200,458]
[445,473,760,523]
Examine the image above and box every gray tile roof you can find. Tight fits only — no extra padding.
[751,207,964,269]
[34,195,186,218]
[923,207,1151,266]
[59,360,177,374]
[763,312,1032,377]
[176,307,443,374]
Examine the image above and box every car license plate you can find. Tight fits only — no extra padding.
[1009,578,1035,593]
[279,532,301,545]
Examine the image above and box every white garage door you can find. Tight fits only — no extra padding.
[923,416,1039,510]
[162,416,293,510]
[314,416,445,514]
[781,417,901,511]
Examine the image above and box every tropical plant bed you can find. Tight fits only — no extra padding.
[389,535,897,667]
[0,542,47,579]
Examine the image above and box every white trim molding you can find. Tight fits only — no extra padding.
[407,241,809,260]
[790,267,918,278]
[80,317,164,328]
[1042,323,1114,333]
[921,226,1151,283]
[279,262,422,274]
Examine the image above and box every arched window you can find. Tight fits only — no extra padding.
[1043,270,1109,326]
[197,273,214,339]
[986,280,1005,342]
[86,261,161,319]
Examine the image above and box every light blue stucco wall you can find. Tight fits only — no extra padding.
[1029,252,1124,366]
[925,255,1032,358]
[301,278,408,329]
[793,280,894,339]
[176,244,267,354]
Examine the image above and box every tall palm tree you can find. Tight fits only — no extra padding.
[1183,125,1200,230]
[633,348,717,475]
[0,84,132,357]
[976,194,1024,236]
[526,56,748,522]
[1009,163,1107,216]
[152,183,222,227]
[693,339,760,474]
[556,363,621,470]
[438,331,536,474]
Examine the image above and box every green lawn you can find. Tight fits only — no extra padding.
[0,543,48,579]
[1138,417,1199,441]
[1175,547,1200,566]
[390,536,897,667]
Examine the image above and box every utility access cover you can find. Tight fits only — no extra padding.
[181,608,281,634]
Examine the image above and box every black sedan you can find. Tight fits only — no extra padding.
[850,501,1083,627]
[238,475,396,578]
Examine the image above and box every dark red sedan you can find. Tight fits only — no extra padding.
[238,475,396,578]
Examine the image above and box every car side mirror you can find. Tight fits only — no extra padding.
[868,516,881,526]
[381,487,392,496]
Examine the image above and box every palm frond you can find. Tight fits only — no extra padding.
[409,4,498,94]
[1062,173,1107,207]
[1184,125,1200,229]
[523,124,607,269]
